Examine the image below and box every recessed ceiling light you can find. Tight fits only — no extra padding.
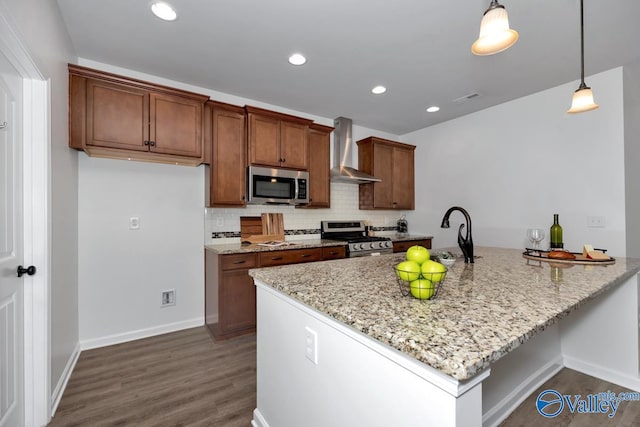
[371,86,387,95]
[288,53,307,66]
[151,2,177,21]
[426,106,440,113]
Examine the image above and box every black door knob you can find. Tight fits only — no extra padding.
[17,265,36,277]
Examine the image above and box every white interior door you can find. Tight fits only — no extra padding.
[0,49,24,427]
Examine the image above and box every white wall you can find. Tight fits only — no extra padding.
[78,157,204,347]
[402,68,627,256]
[0,0,79,398]
[623,62,640,258]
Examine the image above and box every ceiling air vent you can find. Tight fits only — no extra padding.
[453,92,481,103]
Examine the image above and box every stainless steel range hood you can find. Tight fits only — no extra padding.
[330,117,381,184]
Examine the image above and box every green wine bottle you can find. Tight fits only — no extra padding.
[550,214,563,249]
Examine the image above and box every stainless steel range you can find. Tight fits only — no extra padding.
[321,220,393,257]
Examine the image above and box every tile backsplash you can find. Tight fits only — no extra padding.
[205,182,406,244]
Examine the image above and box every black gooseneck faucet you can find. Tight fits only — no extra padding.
[441,206,474,263]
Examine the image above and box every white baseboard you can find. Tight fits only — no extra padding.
[80,317,204,350]
[251,408,269,427]
[483,357,563,427]
[563,355,640,392]
[50,342,81,417]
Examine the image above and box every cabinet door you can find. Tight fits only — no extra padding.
[218,269,256,334]
[372,143,394,209]
[86,79,149,151]
[259,248,323,267]
[150,93,203,158]
[393,239,432,253]
[280,121,309,170]
[210,108,246,206]
[249,114,281,167]
[392,147,415,209]
[306,127,330,207]
[322,246,346,260]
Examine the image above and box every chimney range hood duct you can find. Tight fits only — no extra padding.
[330,117,381,183]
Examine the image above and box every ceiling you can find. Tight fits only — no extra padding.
[55,0,640,135]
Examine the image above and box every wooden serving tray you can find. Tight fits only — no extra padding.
[241,234,286,244]
[522,249,615,265]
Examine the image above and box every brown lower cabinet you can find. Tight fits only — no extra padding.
[205,245,346,340]
[392,239,432,253]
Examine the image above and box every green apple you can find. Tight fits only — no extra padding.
[420,260,447,282]
[410,278,434,300]
[405,245,430,265]
[395,260,421,282]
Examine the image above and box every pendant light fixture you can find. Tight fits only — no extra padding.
[567,0,598,113]
[471,0,519,56]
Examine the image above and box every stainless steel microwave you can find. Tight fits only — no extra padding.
[247,166,309,205]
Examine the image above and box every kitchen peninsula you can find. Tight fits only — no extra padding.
[249,247,640,427]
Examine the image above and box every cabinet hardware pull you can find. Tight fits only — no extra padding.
[149,141,156,146]
[143,140,150,146]
[271,257,283,261]
[301,254,311,258]
[232,260,247,264]
[0,121,7,129]
[329,251,337,255]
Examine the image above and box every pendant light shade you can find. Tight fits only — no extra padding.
[567,0,598,114]
[471,1,519,56]
[568,84,599,113]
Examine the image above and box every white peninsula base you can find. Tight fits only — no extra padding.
[252,272,639,427]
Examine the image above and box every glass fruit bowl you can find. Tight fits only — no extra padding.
[433,251,456,268]
[394,267,447,300]
[439,258,455,268]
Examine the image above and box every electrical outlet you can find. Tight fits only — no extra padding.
[305,326,318,364]
[587,216,605,228]
[129,216,140,230]
[161,289,175,307]
[216,216,224,227]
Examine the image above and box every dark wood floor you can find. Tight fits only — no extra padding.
[48,327,256,426]
[500,368,640,426]
[49,327,640,426]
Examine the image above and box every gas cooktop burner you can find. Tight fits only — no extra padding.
[320,220,393,257]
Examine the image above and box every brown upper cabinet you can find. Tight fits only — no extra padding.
[68,64,209,166]
[246,105,313,170]
[299,123,333,208]
[205,101,247,207]
[357,137,416,210]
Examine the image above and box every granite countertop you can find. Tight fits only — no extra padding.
[249,246,640,380]
[205,234,432,255]
[205,239,347,255]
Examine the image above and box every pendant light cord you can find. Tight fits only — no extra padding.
[579,0,586,88]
